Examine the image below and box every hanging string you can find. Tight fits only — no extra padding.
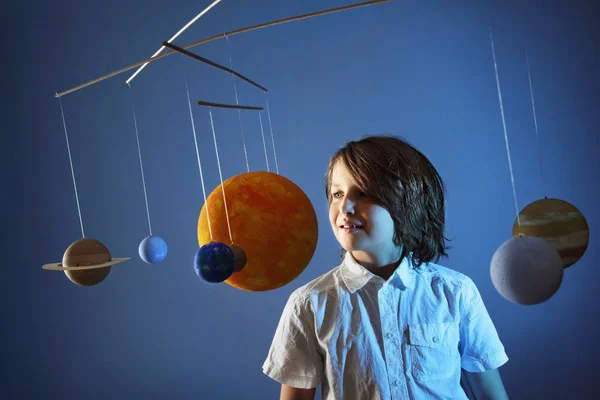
[58,96,85,238]
[128,84,153,237]
[184,72,213,241]
[208,109,234,243]
[265,99,279,175]
[225,34,250,172]
[258,112,270,172]
[525,49,547,199]
[489,23,521,227]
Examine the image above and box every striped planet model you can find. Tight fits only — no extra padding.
[512,197,589,268]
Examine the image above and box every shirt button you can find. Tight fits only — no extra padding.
[386,332,393,339]
[393,380,399,387]
[432,336,439,343]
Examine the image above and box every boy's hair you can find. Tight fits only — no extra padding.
[325,135,450,268]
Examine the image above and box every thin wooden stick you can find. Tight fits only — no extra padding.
[55,0,392,98]
[198,100,263,110]
[126,0,223,85]
[163,42,267,92]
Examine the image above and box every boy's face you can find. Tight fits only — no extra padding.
[328,161,399,267]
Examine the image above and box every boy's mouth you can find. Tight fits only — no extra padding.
[340,225,363,233]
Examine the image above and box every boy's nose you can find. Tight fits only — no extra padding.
[342,200,355,215]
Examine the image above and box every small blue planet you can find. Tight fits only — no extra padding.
[138,235,168,264]
[194,241,235,283]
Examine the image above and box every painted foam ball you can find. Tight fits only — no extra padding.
[194,241,235,283]
[512,197,589,268]
[63,239,113,286]
[198,171,318,291]
[229,243,247,273]
[41,238,130,286]
[138,235,168,264]
[491,235,563,305]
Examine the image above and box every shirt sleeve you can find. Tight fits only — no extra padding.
[262,289,323,389]
[458,277,509,372]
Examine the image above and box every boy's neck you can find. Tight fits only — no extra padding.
[350,250,403,280]
[370,263,399,281]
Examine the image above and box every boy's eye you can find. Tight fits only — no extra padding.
[331,191,368,200]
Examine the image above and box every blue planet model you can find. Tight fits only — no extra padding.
[194,241,235,283]
[139,235,168,264]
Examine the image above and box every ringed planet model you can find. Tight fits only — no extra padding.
[42,238,130,286]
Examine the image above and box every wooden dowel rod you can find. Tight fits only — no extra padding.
[54,0,392,98]
[163,42,267,92]
[198,100,263,110]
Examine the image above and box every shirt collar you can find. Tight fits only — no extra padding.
[340,251,415,293]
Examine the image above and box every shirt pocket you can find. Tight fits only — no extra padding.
[406,322,460,382]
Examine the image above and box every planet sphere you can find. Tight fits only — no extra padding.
[491,235,564,305]
[198,171,318,292]
[513,197,589,268]
[194,241,235,283]
[63,238,113,286]
[139,235,168,264]
[229,243,247,273]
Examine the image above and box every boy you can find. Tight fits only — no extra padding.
[263,135,509,399]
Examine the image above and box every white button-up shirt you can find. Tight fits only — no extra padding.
[262,252,508,399]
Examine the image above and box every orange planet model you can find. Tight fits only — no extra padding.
[513,197,589,268]
[198,171,319,291]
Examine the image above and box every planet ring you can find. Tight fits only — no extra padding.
[42,258,131,271]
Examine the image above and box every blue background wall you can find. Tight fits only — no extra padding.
[5,0,598,398]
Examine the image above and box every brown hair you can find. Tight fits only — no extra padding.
[325,135,450,268]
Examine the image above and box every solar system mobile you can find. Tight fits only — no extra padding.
[43,0,391,290]
[43,0,589,306]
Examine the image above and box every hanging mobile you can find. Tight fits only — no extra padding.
[47,0,376,290]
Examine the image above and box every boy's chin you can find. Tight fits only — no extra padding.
[338,237,366,249]
[343,247,370,257]
[342,236,369,248]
